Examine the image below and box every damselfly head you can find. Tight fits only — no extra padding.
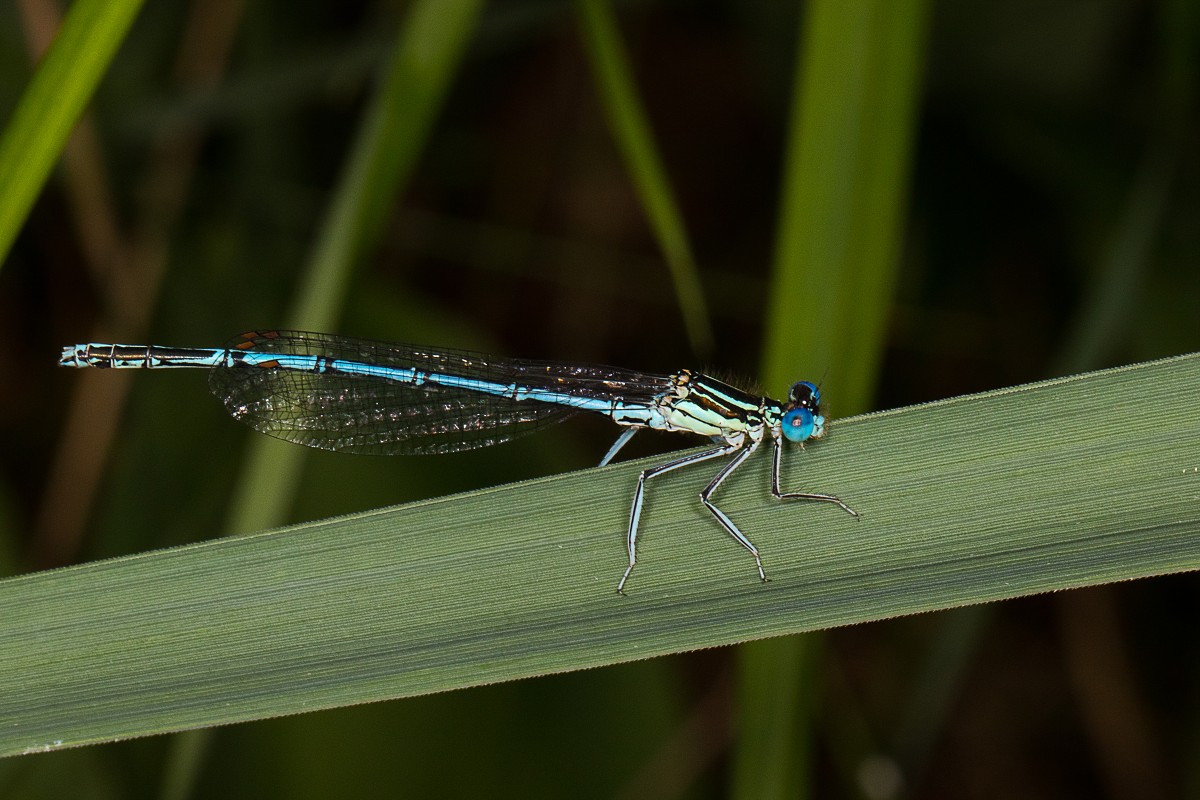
[781,380,827,443]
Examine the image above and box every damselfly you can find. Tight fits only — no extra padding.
[60,330,858,592]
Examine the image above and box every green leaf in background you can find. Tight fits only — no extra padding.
[577,0,714,356]
[744,1,929,796]
[763,0,927,413]
[226,0,485,538]
[159,3,485,792]
[0,0,146,268]
[2,352,1197,757]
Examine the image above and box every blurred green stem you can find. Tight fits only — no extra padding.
[0,0,146,268]
[224,0,485,537]
[738,1,928,798]
[577,0,714,356]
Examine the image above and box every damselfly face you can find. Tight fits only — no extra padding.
[781,380,826,443]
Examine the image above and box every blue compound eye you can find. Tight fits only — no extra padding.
[781,407,815,442]
[788,380,820,409]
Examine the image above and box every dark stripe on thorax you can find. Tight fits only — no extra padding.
[688,375,762,421]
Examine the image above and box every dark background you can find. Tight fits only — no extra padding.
[0,0,1197,797]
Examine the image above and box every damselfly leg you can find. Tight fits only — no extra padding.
[770,435,860,517]
[618,444,738,594]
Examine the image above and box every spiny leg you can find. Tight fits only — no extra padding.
[599,427,638,467]
[698,441,767,582]
[770,436,859,517]
[617,444,738,594]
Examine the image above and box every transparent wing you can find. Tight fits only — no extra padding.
[208,330,671,456]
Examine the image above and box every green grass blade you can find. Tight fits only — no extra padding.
[0,0,145,268]
[288,0,485,333]
[762,0,928,412]
[576,0,714,356]
[732,634,821,800]
[746,2,929,795]
[3,353,1198,756]
[157,4,484,791]
[224,0,484,536]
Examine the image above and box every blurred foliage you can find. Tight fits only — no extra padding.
[0,0,1197,798]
